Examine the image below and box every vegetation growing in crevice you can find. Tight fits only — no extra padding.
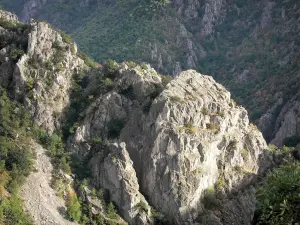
[178,123,197,135]
[202,187,219,210]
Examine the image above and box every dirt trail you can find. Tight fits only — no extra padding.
[21,142,76,225]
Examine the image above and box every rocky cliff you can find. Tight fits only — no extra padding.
[69,63,269,224]
[2,0,299,147]
[0,9,86,133]
[0,8,284,225]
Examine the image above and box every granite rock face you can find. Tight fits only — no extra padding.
[0,10,18,22]
[89,142,152,225]
[0,11,87,133]
[70,67,268,224]
[15,21,85,133]
[270,97,300,147]
[121,70,267,224]
[0,8,278,225]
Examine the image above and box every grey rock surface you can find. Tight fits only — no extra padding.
[271,97,300,147]
[12,20,85,133]
[70,68,268,225]
[89,142,152,225]
[0,9,18,22]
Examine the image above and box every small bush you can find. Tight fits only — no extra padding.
[126,61,137,68]
[148,84,163,100]
[9,47,24,61]
[119,85,134,99]
[135,201,148,213]
[141,62,148,70]
[178,123,197,134]
[241,149,249,161]
[160,74,173,87]
[201,107,209,115]
[206,123,217,130]
[216,176,226,191]
[217,111,224,117]
[234,165,244,175]
[56,29,72,44]
[103,59,118,77]
[106,202,118,219]
[202,187,219,209]
[283,136,300,147]
[102,78,115,91]
[170,96,184,103]
[256,163,300,224]
[268,144,278,151]
[77,52,97,68]
[107,119,126,139]
[66,192,81,222]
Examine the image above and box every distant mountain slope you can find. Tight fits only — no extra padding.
[0,0,299,145]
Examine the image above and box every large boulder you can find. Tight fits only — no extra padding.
[70,68,268,224]
[120,70,267,224]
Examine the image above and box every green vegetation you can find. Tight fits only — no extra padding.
[9,46,24,61]
[77,51,97,68]
[125,61,137,68]
[160,74,172,87]
[233,165,244,175]
[63,68,116,138]
[148,84,163,100]
[52,41,66,66]
[241,149,249,161]
[170,96,184,103]
[255,162,300,224]
[107,119,126,139]
[135,201,148,213]
[202,187,219,209]
[215,175,226,191]
[103,59,119,77]
[206,123,217,131]
[268,144,279,152]
[56,28,72,44]
[66,191,82,222]
[178,123,197,135]
[283,136,300,147]
[0,19,29,31]
[201,107,209,115]
[33,128,71,174]
[0,88,34,224]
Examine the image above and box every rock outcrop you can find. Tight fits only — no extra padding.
[89,142,152,225]
[0,11,86,133]
[0,7,284,225]
[121,70,267,224]
[15,21,85,133]
[70,66,268,224]
[270,96,300,147]
[0,9,18,22]
[1,1,300,150]
[257,93,300,147]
